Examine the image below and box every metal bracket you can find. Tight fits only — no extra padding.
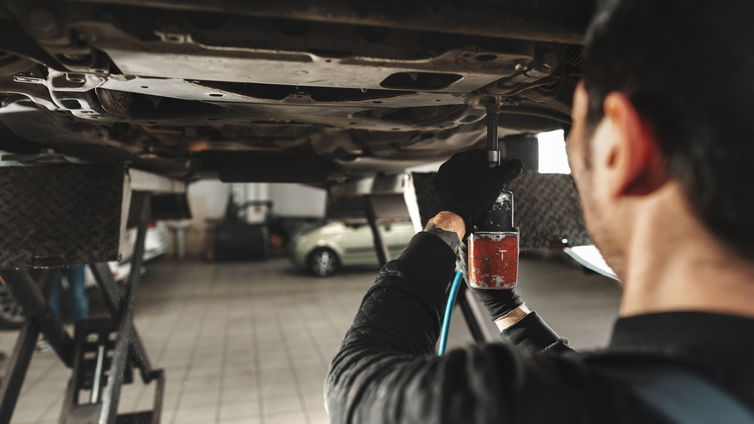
[0,193,165,424]
[0,269,73,424]
[0,164,187,268]
[1,270,72,365]
[328,172,425,267]
[0,321,40,424]
[328,172,423,232]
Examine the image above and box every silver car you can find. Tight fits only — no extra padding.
[290,220,416,277]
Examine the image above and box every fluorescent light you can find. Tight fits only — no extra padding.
[537,130,571,174]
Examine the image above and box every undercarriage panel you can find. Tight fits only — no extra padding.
[0,0,590,182]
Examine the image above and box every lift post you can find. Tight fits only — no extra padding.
[326,172,499,342]
[363,195,391,267]
[0,319,40,423]
[327,173,424,268]
[0,164,186,424]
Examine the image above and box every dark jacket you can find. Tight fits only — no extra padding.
[325,232,754,423]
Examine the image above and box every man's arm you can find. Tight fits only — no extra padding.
[325,150,570,422]
[427,210,570,353]
[325,228,570,423]
[325,229,454,422]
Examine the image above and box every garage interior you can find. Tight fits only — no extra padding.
[0,2,616,421]
[0,133,622,424]
[1,257,618,424]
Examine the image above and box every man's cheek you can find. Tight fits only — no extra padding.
[566,147,579,181]
[568,149,594,214]
[572,166,590,209]
[567,143,586,188]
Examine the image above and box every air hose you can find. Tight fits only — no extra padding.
[437,270,464,356]
[436,190,519,356]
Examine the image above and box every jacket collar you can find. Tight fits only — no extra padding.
[608,311,754,370]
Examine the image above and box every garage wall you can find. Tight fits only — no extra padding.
[176,181,325,258]
[182,179,231,257]
[235,183,326,223]
[268,183,326,218]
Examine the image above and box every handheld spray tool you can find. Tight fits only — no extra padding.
[468,101,520,290]
[437,102,519,355]
[467,191,519,290]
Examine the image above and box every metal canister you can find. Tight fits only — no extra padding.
[467,190,519,289]
[467,231,519,289]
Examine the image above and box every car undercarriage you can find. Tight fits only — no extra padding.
[0,0,591,182]
[0,4,602,422]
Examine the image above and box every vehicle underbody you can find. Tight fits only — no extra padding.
[0,5,598,420]
[0,0,591,182]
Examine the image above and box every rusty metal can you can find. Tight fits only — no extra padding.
[467,231,519,289]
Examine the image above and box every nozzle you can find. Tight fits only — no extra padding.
[487,150,500,168]
[485,105,500,168]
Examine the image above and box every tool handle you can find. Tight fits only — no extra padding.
[485,105,500,167]
[475,191,514,232]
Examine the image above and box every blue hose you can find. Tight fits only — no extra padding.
[437,270,464,356]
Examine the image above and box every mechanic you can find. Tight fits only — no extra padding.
[49,264,89,322]
[325,1,754,422]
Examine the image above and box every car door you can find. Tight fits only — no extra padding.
[338,222,377,266]
[384,221,416,258]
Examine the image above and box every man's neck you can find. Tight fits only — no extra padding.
[619,192,754,318]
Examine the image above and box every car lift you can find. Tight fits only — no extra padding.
[0,153,588,423]
[0,164,188,424]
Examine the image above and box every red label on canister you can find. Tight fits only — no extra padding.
[467,231,519,289]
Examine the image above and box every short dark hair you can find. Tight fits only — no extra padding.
[583,0,754,258]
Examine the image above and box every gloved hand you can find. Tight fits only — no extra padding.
[472,287,522,321]
[457,242,522,321]
[434,150,522,239]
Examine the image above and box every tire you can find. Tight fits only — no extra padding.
[0,283,25,329]
[308,248,340,277]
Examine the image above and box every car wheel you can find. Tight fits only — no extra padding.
[0,283,25,329]
[308,248,340,277]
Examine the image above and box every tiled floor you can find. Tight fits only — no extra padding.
[1,255,620,424]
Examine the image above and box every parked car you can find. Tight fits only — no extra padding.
[0,222,168,329]
[290,219,416,277]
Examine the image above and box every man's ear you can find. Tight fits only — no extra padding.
[601,92,667,198]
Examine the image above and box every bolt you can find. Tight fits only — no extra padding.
[514,61,527,72]
[478,95,499,108]
[540,51,559,71]
[27,8,58,35]
[66,73,86,83]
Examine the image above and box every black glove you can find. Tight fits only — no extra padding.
[457,242,522,321]
[472,287,522,321]
[434,150,522,239]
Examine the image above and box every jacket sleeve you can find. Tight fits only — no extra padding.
[503,312,572,353]
[325,232,572,423]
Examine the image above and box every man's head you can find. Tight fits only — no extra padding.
[568,0,754,276]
